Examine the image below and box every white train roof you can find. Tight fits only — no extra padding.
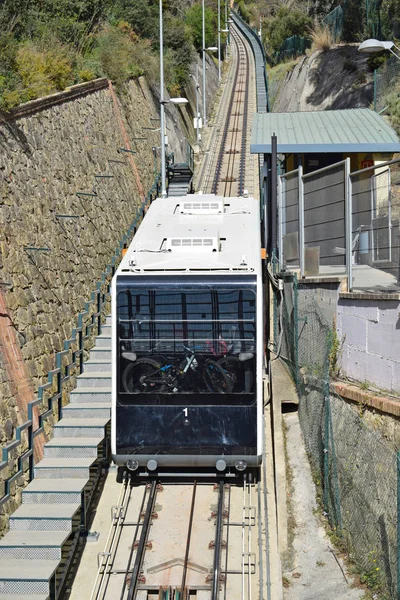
[117,194,262,277]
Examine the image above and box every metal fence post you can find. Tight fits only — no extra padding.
[345,158,353,292]
[298,164,305,278]
[278,175,283,264]
[323,395,330,515]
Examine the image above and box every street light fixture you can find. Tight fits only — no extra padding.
[358,38,400,60]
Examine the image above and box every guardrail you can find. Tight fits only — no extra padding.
[0,173,161,507]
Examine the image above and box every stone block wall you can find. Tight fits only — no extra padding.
[0,76,168,503]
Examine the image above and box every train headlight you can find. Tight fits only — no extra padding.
[126,459,139,471]
[216,459,227,472]
[147,459,158,471]
[235,460,247,472]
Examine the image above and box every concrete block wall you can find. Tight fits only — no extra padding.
[337,297,400,393]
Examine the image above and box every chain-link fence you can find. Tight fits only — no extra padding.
[375,55,400,116]
[275,274,399,598]
[275,35,311,64]
[323,5,345,43]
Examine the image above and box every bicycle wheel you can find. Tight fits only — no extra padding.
[218,356,253,393]
[122,358,165,393]
[203,359,233,393]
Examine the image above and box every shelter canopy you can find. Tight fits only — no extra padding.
[250,108,400,154]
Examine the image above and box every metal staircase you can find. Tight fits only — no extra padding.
[0,317,112,599]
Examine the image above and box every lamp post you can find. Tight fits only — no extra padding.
[201,46,217,128]
[159,0,188,196]
[358,38,400,60]
[202,0,206,127]
[159,0,167,197]
[218,0,221,81]
[190,65,201,147]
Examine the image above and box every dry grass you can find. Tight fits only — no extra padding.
[311,23,333,53]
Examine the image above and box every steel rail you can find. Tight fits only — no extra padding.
[210,25,251,198]
[180,481,197,595]
[211,481,225,600]
[222,30,246,197]
[90,477,129,600]
[223,484,232,600]
[211,28,241,195]
[126,480,158,600]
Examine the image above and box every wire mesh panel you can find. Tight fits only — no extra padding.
[330,395,397,597]
[323,5,344,42]
[303,162,347,271]
[375,56,400,115]
[278,170,300,269]
[351,161,400,292]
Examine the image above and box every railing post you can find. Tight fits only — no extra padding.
[298,165,305,278]
[278,175,283,265]
[345,158,352,291]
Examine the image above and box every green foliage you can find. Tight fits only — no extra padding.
[0,0,201,109]
[386,86,400,135]
[367,52,388,71]
[185,4,216,51]
[263,6,312,58]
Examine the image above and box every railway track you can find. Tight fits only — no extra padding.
[88,475,262,600]
[199,24,255,198]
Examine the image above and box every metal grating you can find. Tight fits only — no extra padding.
[0,547,61,560]
[44,447,98,458]
[54,427,104,438]
[10,519,72,532]
[0,580,49,594]
[22,493,82,505]
[34,468,89,479]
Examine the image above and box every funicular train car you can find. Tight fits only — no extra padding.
[111,194,263,478]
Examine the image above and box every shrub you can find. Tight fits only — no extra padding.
[92,24,152,84]
[15,41,73,100]
[310,22,333,52]
[264,6,312,57]
[386,87,400,135]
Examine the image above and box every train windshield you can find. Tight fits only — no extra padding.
[116,285,256,406]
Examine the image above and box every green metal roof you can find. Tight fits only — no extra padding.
[250,109,400,154]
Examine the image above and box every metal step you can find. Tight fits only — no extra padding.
[95,334,111,348]
[0,531,70,560]
[88,348,111,361]
[22,479,87,505]
[62,403,111,419]
[34,458,96,479]
[105,315,111,325]
[53,418,109,438]
[0,590,51,598]
[69,389,111,403]
[0,560,58,595]
[9,504,81,532]
[100,324,111,335]
[44,437,103,459]
[76,372,111,389]
[83,360,112,373]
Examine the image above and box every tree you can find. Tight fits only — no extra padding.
[263,6,312,56]
[185,3,217,51]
